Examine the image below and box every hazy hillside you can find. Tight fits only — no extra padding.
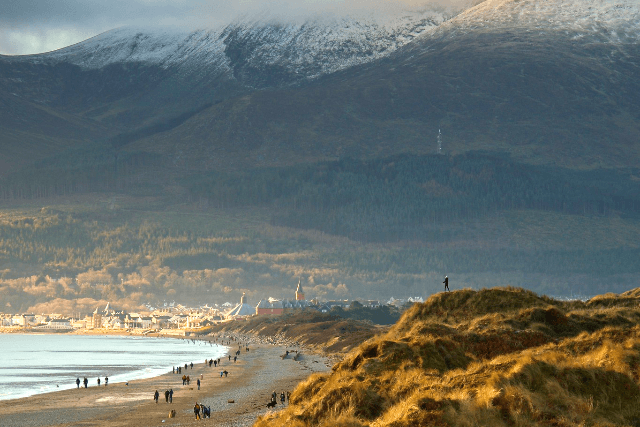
[0,195,639,314]
[1,0,640,311]
[256,287,640,427]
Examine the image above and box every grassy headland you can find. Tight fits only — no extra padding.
[256,287,640,427]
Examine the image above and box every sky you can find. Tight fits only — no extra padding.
[0,0,472,55]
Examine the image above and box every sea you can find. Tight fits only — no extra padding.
[0,334,227,401]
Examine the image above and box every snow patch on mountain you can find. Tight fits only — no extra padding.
[16,8,457,82]
[441,0,640,43]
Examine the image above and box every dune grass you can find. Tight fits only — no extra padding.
[255,287,640,426]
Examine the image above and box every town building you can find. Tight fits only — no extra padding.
[92,310,102,329]
[255,280,315,316]
[256,299,284,315]
[46,318,72,329]
[226,293,255,319]
[295,279,305,301]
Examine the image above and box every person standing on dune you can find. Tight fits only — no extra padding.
[443,276,450,292]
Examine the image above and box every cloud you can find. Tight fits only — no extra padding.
[0,0,200,54]
[0,0,474,55]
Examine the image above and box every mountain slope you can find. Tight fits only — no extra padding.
[0,0,639,173]
[0,8,454,117]
[0,7,465,175]
[122,0,640,171]
[0,76,107,174]
[35,10,450,81]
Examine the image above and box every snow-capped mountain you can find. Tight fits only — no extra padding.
[17,8,458,86]
[1,0,639,176]
[433,0,640,42]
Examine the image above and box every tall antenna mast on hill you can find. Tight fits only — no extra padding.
[437,129,443,154]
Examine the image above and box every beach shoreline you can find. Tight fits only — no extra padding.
[0,332,332,427]
[0,330,229,402]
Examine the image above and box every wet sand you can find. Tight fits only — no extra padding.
[0,336,331,427]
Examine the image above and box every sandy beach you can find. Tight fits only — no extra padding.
[0,334,331,427]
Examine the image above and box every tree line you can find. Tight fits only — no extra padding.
[186,153,640,242]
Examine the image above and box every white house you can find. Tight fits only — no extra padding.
[47,318,72,329]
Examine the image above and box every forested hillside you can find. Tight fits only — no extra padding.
[1,151,640,314]
[186,153,640,241]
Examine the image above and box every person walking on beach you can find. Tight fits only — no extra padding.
[220,370,223,378]
[197,378,201,390]
[194,402,201,420]
[169,389,173,403]
[76,378,80,388]
[154,390,159,403]
[190,362,193,370]
[182,374,187,385]
[83,377,88,388]
[105,376,108,386]
[97,378,100,386]
[443,276,450,292]
[224,370,228,377]
[165,389,170,402]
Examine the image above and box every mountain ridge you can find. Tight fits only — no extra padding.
[1,0,639,178]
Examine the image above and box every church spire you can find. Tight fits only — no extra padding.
[295,278,305,301]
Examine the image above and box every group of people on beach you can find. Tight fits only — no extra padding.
[270,390,290,406]
[75,376,107,388]
[193,401,211,419]
[173,361,196,375]
[153,389,174,403]
[206,358,220,368]
[150,335,254,420]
